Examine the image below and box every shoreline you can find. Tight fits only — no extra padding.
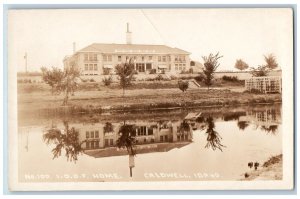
[241,154,283,181]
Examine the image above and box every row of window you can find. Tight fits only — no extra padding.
[84,54,97,61]
[175,55,186,62]
[97,54,185,63]
[86,140,100,149]
[175,63,186,71]
[86,130,99,139]
[84,64,98,71]
[136,126,154,136]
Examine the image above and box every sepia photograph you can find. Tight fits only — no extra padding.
[7,7,294,191]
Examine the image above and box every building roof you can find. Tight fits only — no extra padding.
[77,43,190,55]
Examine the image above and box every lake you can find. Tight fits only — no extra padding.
[18,104,282,182]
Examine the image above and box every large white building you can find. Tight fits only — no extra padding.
[63,23,200,76]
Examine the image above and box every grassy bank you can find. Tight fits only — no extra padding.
[18,82,281,115]
[241,154,283,181]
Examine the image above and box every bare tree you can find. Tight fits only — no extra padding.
[115,58,135,97]
[234,59,249,71]
[202,52,223,90]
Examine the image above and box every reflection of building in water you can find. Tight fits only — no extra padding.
[238,107,281,127]
[245,76,282,93]
[70,120,192,157]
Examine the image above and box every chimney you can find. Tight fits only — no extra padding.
[126,23,132,44]
[73,42,76,54]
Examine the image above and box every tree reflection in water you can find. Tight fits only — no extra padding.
[204,116,226,152]
[116,123,137,156]
[237,121,249,131]
[261,125,278,135]
[43,121,85,163]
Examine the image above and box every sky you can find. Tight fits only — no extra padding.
[8,8,293,72]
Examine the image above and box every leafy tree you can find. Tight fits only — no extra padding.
[202,52,223,90]
[41,65,81,105]
[250,54,278,77]
[178,80,189,105]
[116,123,137,155]
[58,66,81,105]
[41,67,64,95]
[250,65,269,77]
[264,54,278,70]
[43,121,85,163]
[115,58,135,97]
[234,59,249,71]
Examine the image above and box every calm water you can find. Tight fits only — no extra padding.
[18,104,282,182]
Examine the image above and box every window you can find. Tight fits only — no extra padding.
[162,56,166,62]
[103,55,112,62]
[149,56,152,61]
[146,63,152,70]
[91,131,94,138]
[158,56,161,62]
[118,56,121,62]
[136,63,145,72]
[93,64,98,71]
[168,56,171,61]
[91,141,95,149]
[93,54,97,61]
[95,141,99,148]
[110,139,114,146]
[142,56,144,61]
[160,136,164,142]
[89,64,93,70]
[148,128,153,135]
[165,135,168,142]
[105,139,109,147]
[84,54,88,61]
[95,131,99,138]
[86,131,89,138]
[86,141,90,149]
[85,64,88,71]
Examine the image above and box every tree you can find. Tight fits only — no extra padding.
[264,54,278,70]
[43,121,85,163]
[116,123,137,155]
[250,65,269,77]
[178,80,189,105]
[202,52,223,90]
[250,54,278,77]
[41,67,64,95]
[41,65,81,105]
[234,59,249,71]
[204,116,226,151]
[58,66,81,106]
[115,58,135,97]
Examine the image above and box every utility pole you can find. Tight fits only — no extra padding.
[24,52,28,73]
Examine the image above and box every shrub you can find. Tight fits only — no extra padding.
[149,69,156,74]
[170,75,178,80]
[90,78,96,82]
[102,75,112,86]
[189,68,194,74]
[194,73,205,82]
[103,68,111,75]
[155,74,164,81]
[222,75,238,82]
